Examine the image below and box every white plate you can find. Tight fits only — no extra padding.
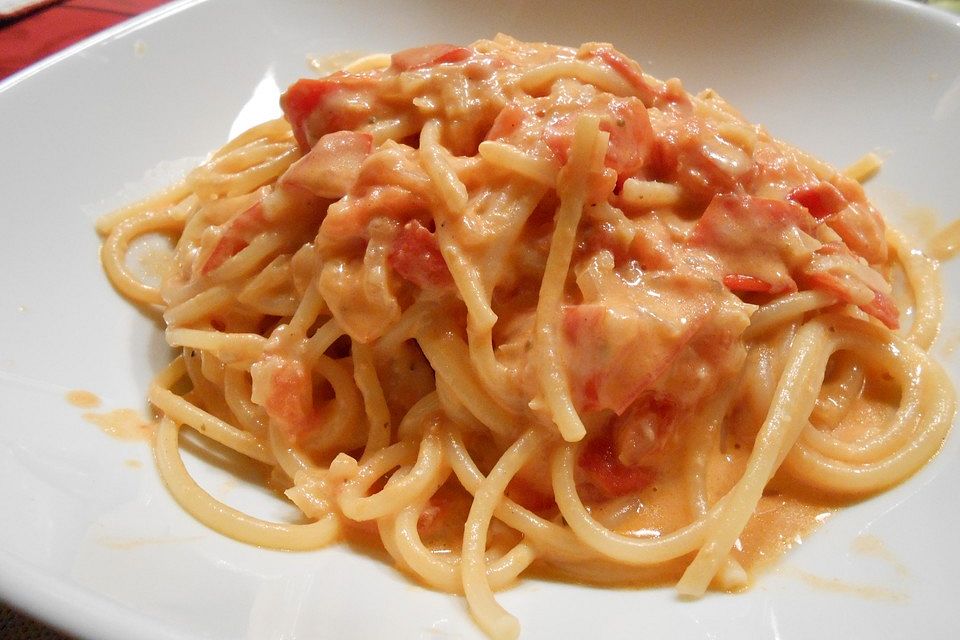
[1,1,958,638]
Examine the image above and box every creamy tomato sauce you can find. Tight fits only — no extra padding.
[66,389,101,408]
[84,408,155,441]
[247,36,907,582]
[135,35,944,611]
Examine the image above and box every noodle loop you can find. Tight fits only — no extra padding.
[98,36,955,639]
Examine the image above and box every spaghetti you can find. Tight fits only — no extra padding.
[98,36,956,639]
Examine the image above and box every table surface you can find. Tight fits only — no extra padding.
[0,0,168,80]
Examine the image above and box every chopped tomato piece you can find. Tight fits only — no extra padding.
[689,192,815,294]
[600,98,654,181]
[543,95,653,182]
[723,273,773,293]
[561,269,714,415]
[863,289,899,330]
[280,131,373,199]
[787,182,847,219]
[612,393,678,465]
[505,477,556,513]
[578,433,655,499]
[803,267,900,330]
[657,119,752,203]
[280,74,379,150]
[391,44,471,71]
[264,360,313,438]
[592,47,656,105]
[823,201,888,265]
[388,220,453,289]
[485,103,525,141]
[201,201,265,275]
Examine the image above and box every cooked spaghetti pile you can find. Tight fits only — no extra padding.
[98,35,955,639]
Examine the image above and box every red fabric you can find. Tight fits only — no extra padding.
[0,0,169,80]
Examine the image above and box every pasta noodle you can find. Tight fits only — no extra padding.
[98,35,956,638]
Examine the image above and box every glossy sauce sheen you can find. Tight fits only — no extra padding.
[83,408,155,441]
[110,36,950,617]
[929,219,960,261]
[275,40,904,582]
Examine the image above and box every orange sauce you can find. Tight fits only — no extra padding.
[782,566,908,603]
[100,535,204,550]
[732,495,832,577]
[928,218,960,261]
[83,409,156,441]
[851,533,909,578]
[66,389,101,409]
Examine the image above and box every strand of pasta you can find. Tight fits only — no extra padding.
[297,354,366,454]
[441,426,599,563]
[675,317,838,595]
[419,118,469,216]
[743,290,836,340]
[380,501,537,594]
[519,60,635,97]
[783,323,955,493]
[338,429,447,521]
[190,118,299,200]
[887,228,943,349]
[166,328,266,368]
[351,339,393,457]
[685,376,743,517]
[464,181,547,414]
[268,419,315,479]
[418,324,520,438]
[236,255,301,317]
[301,316,342,363]
[222,368,268,439]
[533,114,605,442]
[420,143,501,341]
[551,443,723,564]
[154,417,338,549]
[207,232,286,282]
[163,286,234,326]
[149,357,273,464]
[95,180,193,235]
[463,428,541,640]
[439,238,499,333]
[800,354,916,464]
[477,141,559,187]
[100,206,186,305]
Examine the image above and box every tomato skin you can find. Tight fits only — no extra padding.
[592,47,656,105]
[264,360,314,438]
[281,78,339,149]
[280,74,378,150]
[723,273,773,293]
[689,192,814,295]
[578,433,655,499]
[387,220,453,289]
[804,269,900,330]
[542,95,653,183]
[505,477,557,513]
[484,103,525,141]
[390,44,471,71]
[280,130,373,199]
[787,182,847,219]
[200,201,265,275]
[863,289,900,330]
